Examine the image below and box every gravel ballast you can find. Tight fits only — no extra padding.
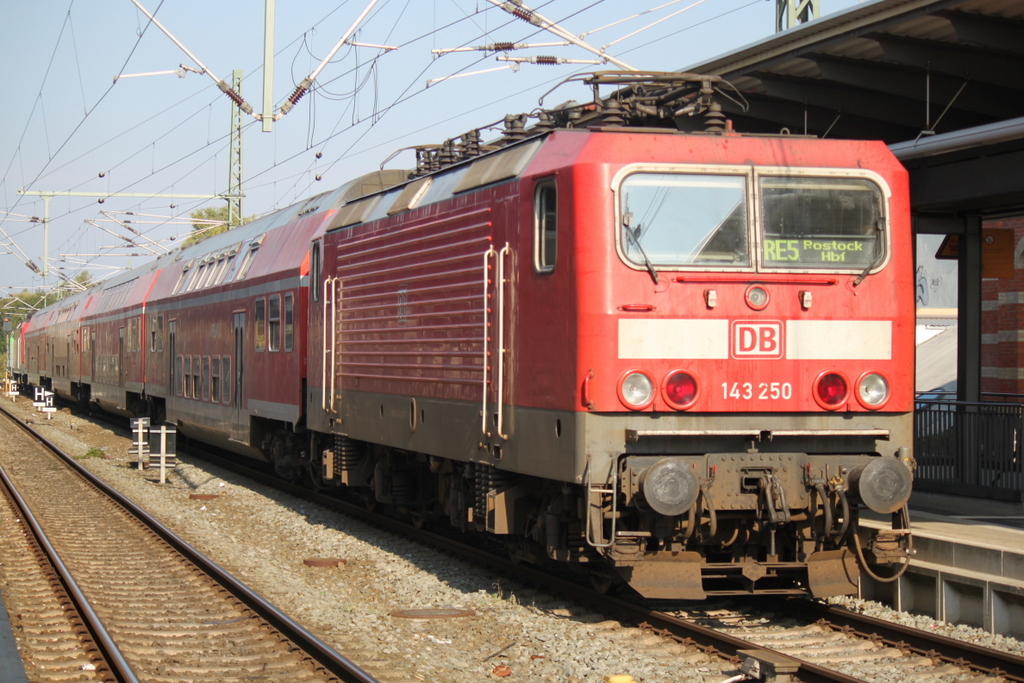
[3,396,1021,682]
[0,399,732,683]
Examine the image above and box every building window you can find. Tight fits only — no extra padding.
[268,295,281,352]
[284,293,294,352]
[255,298,266,351]
[534,180,557,272]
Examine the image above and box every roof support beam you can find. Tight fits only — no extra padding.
[809,54,1023,119]
[872,33,1024,91]
[937,9,1024,56]
[721,94,918,141]
[906,146,1024,211]
[751,72,984,131]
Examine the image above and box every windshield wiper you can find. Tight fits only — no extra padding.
[623,223,659,285]
[852,218,885,288]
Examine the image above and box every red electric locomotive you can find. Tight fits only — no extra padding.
[305,73,915,598]
[13,73,915,599]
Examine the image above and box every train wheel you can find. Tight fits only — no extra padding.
[306,448,326,491]
[589,568,619,595]
[269,432,301,484]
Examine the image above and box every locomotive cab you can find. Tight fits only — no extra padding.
[565,133,915,598]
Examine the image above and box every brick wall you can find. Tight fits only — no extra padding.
[981,217,1024,394]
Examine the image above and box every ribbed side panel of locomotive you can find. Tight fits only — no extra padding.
[313,169,514,519]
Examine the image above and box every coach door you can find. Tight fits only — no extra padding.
[233,312,246,442]
[168,321,176,394]
[118,327,125,387]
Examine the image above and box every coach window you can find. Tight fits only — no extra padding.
[311,243,321,302]
[206,257,225,288]
[189,264,208,292]
[202,356,210,400]
[216,252,236,285]
[175,356,183,397]
[268,295,281,352]
[222,356,231,404]
[156,315,163,352]
[284,293,294,352]
[183,355,191,398]
[174,263,191,294]
[236,236,264,281]
[255,298,266,351]
[534,180,557,272]
[211,357,220,403]
[192,356,201,398]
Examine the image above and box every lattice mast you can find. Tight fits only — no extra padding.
[777,0,820,31]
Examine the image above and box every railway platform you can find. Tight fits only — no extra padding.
[860,490,1024,639]
[0,592,28,683]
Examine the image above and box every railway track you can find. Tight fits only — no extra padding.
[190,445,1024,683]
[0,405,377,683]
[7,396,1024,683]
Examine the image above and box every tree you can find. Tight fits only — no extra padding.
[182,205,232,248]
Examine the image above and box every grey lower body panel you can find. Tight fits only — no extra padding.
[310,389,912,487]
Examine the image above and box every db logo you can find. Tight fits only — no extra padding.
[731,321,784,359]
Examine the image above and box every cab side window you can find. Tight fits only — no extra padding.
[534,180,557,272]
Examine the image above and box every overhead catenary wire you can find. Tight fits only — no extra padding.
[4,0,769,292]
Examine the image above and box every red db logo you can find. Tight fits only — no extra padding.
[732,321,783,359]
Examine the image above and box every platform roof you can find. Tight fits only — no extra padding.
[683,0,1024,213]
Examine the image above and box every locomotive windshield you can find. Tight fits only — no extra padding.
[620,173,750,268]
[760,176,883,270]
[617,170,886,273]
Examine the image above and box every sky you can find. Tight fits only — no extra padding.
[0,0,868,295]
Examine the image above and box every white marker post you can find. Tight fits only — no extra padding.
[130,417,151,470]
[148,425,177,484]
[42,392,56,420]
[32,387,45,412]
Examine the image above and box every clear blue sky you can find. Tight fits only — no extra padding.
[0,0,867,293]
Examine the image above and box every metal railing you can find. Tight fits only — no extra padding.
[915,395,1024,501]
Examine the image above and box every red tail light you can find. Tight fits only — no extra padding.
[816,372,848,408]
[664,371,698,409]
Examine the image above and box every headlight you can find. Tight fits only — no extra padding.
[620,372,654,409]
[858,372,890,408]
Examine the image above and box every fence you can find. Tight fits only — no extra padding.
[915,395,1024,501]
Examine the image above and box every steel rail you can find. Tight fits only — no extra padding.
[184,444,865,683]
[0,403,380,683]
[0,464,140,683]
[780,599,1024,683]
[43,401,1022,683]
